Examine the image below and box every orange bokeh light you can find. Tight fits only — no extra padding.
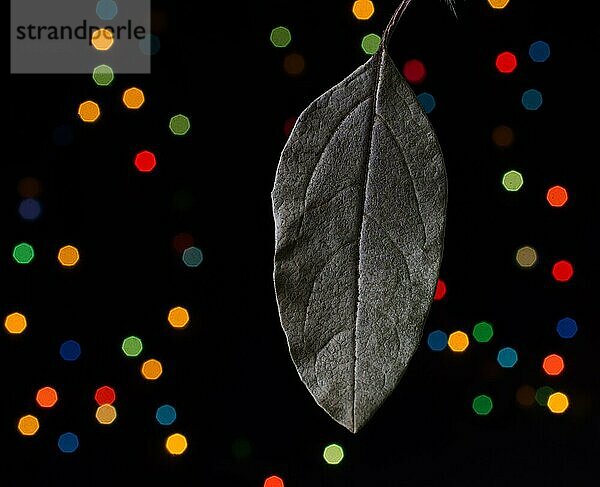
[542,354,564,376]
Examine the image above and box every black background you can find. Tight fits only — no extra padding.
[2,0,596,485]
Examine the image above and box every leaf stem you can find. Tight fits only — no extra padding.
[381,0,415,49]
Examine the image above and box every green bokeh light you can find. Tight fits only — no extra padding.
[122,336,143,357]
[92,64,114,86]
[231,437,252,460]
[270,26,291,48]
[169,114,191,136]
[361,33,381,55]
[13,243,35,264]
[323,443,344,465]
[472,395,493,415]
[472,321,494,343]
[535,386,554,406]
[502,170,523,191]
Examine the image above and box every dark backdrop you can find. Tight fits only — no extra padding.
[3,0,596,485]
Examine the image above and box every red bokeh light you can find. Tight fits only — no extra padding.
[552,260,574,282]
[496,52,517,73]
[402,59,427,84]
[94,386,116,405]
[135,150,157,173]
[433,279,447,301]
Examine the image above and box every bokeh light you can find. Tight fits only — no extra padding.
[492,125,514,147]
[182,246,203,267]
[156,404,177,426]
[169,114,191,136]
[403,59,426,84]
[448,331,469,352]
[472,321,494,343]
[141,359,163,380]
[18,177,41,198]
[495,51,517,73]
[472,395,493,415]
[283,116,297,137]
[417,93,436,114]
[516,385,536,407]
[263,475,284,487]
[122,336,143,357]
[134,150,157,173]
[529,40,550,62]
[172,189,195,211]
[172,233,195,253]
[139,34,161,55]
[78,101,100,123]
[96,404,117,425]
[433,278,446,300]
[361,34,381,55]
[323,443,344,465]
[60,340,81,361]
[488,0,510,8]
[427,330,447,351]
[556,317,577,339]
[92,64,114,86]
[91,28,114,51]
[231,438,252,460]
[58,432,79,453]
[270,26,291,48]
[502,170,523,191]
[542,354,564,376]
[96,0,118,21]
[546,185,568,207]
[166,433,188,455]
[284,53,305,75]
[522,89,543,110]
[552,260,574,282]
[36,387,58,408]
[53,125,74,146]
[352,1,375,20]
[547,392,569,414]
[264,476,284,487]
[168,307,190,329]
[516,246,537,268]
[5,312,27,334]
[19,199,42,220]
[535,386,554,406]
[18,415,40,436]
[497,347,518,368]
[95,386,116,405]
[58,245,80,267]
[13,242,35,264]
[123,87,145,109]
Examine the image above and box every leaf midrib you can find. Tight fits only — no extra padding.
[352,50,385,432]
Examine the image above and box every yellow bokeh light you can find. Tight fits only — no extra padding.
[78,101,101,123]
[96,404,117,425]
[352,0,375,20]
[18,414,39,436]
[168,306,190,329]
[5,312,27,334]
[58,245,80,267]
[165,433,188,455]
[487,0,510,9]
[123,87,145,110]
[141,359,163,380]
[547,392,569,414]
[448,331,469,352]
[91,28,114,51]
[515,246,537,268]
